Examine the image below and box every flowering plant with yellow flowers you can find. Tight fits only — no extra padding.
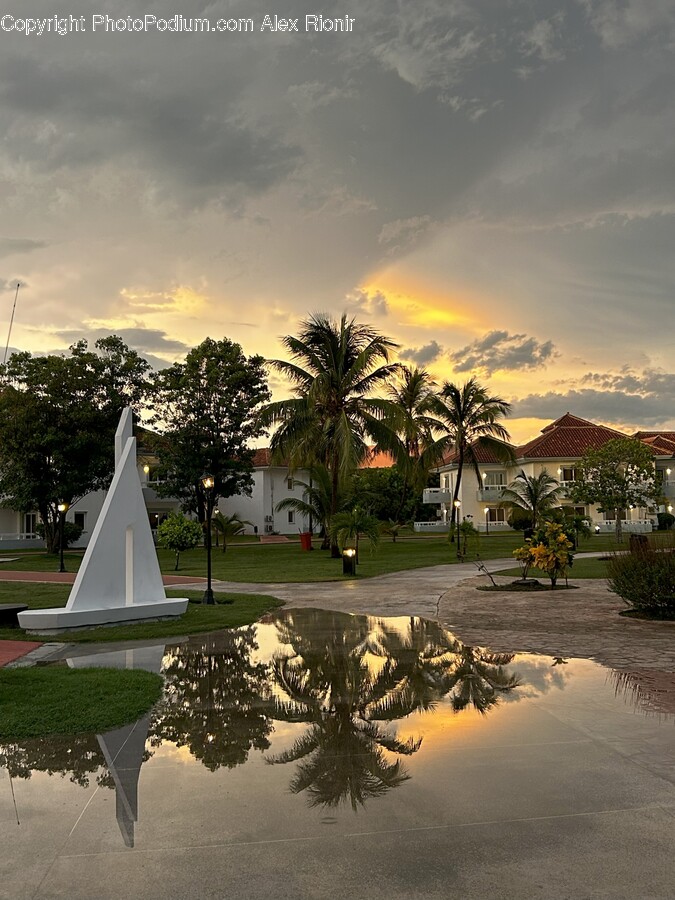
[513,521,574,588]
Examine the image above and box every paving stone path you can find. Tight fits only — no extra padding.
[210,554,675,672]
[3,554,674,672]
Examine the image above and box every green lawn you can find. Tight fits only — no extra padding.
[0,532,635,583]
[0,584,283,642]
[493,557,611,579]
[0,667,164,738]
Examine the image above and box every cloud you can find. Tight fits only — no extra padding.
[577,0,675,49]
[512,366,675,428]
[400,340,444,366]
[53,327,191,361]
[520,14,567,63]
[0,51,301,206]
[0,239,45,257]
[346,288,389,317]
[450,331,557,374]
[378,215,434,253]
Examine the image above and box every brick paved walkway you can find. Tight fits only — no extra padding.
[0,639,42,666]
[0,571,204,584]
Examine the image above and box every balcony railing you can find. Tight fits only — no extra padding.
[423,488,452,504]
[476,486,505,501]
[593,520,654,534]
[662,480,675,498]
[414,521,450,532]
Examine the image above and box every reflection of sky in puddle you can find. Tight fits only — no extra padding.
[2,609,674,854]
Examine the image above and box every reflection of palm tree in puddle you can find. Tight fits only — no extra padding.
[446,648,521,714]
[611,669,675,718]
[266,610,521,810]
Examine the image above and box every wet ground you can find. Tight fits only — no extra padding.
[2,608,675,899]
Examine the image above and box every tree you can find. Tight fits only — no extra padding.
[329,504,381,563]
[211,512,251,552]
[149,338,270,521]
[425,378,512,552]
[0,336,150,551]
[382,366,438,518]
[570,438,660,542]
[260,313,401,556]
[157,512,203,570]
[500,469,565,527]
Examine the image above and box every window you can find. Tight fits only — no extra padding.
[287,477,294,490]
[24,512,37,536]
[287,511,295,524]
[74,512,86,531]
[484,472,506,486]
[487,508,506,523]
[560,467,577,482]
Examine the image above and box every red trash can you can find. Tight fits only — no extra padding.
[299,532,313,551]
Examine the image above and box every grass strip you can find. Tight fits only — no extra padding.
[0,667,163,738]
[493,557,610,579]
[0,533,630,581]
[0,587,283,642]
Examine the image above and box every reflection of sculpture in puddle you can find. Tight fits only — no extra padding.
[67,644,166,847]
[265,610,521,811]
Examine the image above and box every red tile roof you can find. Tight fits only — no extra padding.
[442,441,514,466]
[638,435,675,456]
[515,413,665,460]
[252,447,396,468]
[252,448,273,467]
[633,431,675,440]
[540,413,597,433]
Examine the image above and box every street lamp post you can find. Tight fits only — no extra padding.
[484,506,490,536]
[57,502,69,573]
[201,474,215,605]
[342,547,356,576]
[453,499,461,557]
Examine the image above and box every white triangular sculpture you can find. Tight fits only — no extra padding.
[19,408,188,632]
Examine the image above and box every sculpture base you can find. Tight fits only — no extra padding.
[18,599,189,634]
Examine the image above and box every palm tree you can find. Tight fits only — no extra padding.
[425,378,512,548]
[382,366,438,518]
[329,504,380,562]
[500,469,564,527]
[210,512,251,552]
[275,464,348,550]
[260,313,401,556]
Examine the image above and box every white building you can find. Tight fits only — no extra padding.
[419,413,675,534]
[0,448,312,550]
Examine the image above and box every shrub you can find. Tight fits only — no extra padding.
[35,521,83,550]
[607,550,675,618]
[157,512,203,570]
[657,512,675,531]
[513,521,574,587]
[507,508,534,531]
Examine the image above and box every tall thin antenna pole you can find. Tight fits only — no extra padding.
[4,281,21,365]
[9,772,20,825]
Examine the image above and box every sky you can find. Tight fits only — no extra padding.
[1,0,674,444]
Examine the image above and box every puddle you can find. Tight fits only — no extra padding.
[2,609,674,859]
